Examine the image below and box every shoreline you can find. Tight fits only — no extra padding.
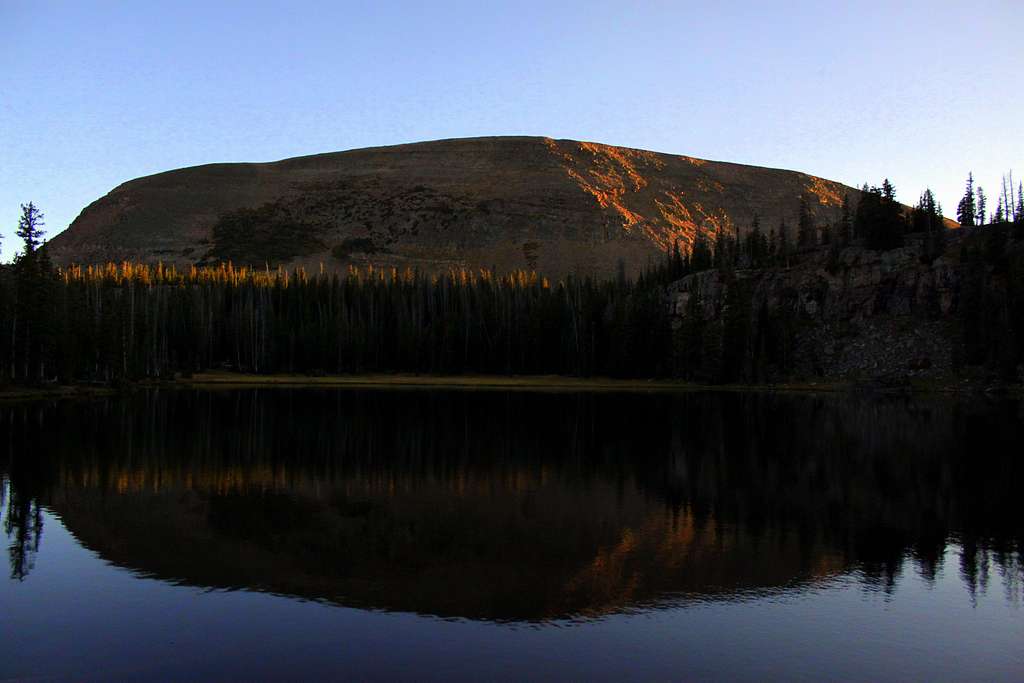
[2,371,1020,401]
[180,372,849,393]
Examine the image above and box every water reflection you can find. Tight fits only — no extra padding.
[1,389,1021,620]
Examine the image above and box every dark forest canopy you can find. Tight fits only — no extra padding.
[2,179,1023,387]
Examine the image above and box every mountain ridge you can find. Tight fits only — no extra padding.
[48,136,887,276]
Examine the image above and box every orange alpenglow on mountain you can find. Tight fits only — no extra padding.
[49,136,867,277]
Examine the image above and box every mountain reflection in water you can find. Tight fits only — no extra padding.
[2,389,1022,621]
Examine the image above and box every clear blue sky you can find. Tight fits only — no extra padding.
[1,0,1021,259]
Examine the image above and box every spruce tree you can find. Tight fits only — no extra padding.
[12,204,49,382]
[746,213,767,268]
[976,187,987,226]
[671,239,684,279]
[15,203,45,255]
[777,219,790,266]
[1016,182,1023,224]
[1015,183,1024,239]
[913,189,943,233]
[797,195,815,249]
[994,197,1005,224]
[714,230,728,270]
[838,194,853,245]
[690,234,713,272]
[957,173,976,226]
[857,180,904,250]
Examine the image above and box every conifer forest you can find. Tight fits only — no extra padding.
[2,175,1023,387]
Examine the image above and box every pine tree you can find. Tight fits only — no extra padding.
[855,182,904,250]
[837,194,853,245]
[1016,182,1024,224]
[713,230,728,270]
[11,204,52,383]
[15,203,45,255]
[745,213,768,268]
[957,173,976,227]
[854,184,871,240]
[912,189,943,233]
[777,218,791,266]
[671,239,684,279]
[691,233,713,272]
[797,195,815,249]
[994,197,1005,224]
[882,179,897,203]
[1015,183,1024,239]
[721,279,752,383]
[674,285,705,379]
[976,187,987,226]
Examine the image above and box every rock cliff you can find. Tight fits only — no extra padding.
[667,233,976,381]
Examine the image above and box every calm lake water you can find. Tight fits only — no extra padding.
[1,388,1022,681]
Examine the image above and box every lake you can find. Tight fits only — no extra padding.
[1,388,1022,680]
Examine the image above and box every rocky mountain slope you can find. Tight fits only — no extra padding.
[667,229,1023,384]
[48,136,868,276]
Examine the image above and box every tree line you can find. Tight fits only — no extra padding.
[0,223,672,383]
[644,177,957,287]
[2,178,1023,386]
[641,174,1024,382]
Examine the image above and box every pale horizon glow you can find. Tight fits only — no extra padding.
[1,1,1022,260]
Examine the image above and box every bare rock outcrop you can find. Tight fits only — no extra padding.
[667,236,966,380]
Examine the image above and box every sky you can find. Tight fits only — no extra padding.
[1,0,1022,260]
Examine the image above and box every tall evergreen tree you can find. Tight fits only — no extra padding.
[15,203,45,255]
[912,189,943,233]
[671,239,685,279]
[1016,182,1024,225]
[776,218,791,266]
[882,179,897,203]
[837,194,853,245]
[745,213,768,268]
[976,187,987,226]
[855,180,904,250]
[1015,183,1024,239]
[797,195,815,248]
[957,173,976,227]
[713,229,728,270]
[993,197,1005,224]
[690,233,713,272]
[11,203,52,382]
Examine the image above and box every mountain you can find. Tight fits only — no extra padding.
[49,136,867,276]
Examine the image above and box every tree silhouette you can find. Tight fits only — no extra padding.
[856,180,905,250]
[957,173,976,227]
[15,203,45,255]
[797,195,815,248]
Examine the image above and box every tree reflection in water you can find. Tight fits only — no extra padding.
[1,389,1021,618]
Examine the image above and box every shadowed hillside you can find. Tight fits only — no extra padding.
[47,137,870,276]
